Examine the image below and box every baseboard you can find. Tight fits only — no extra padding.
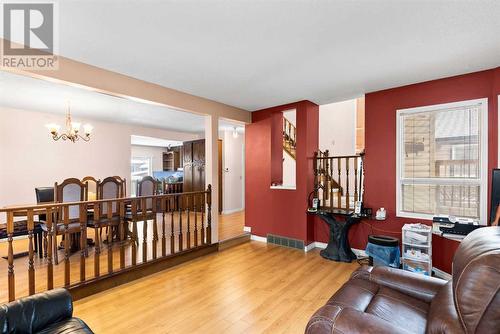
[243,226,251,233]
[304,243,367,259]
[221,208,244,215]
[304,241,327,252]
[250,234,267,243]
[219,233,251,251]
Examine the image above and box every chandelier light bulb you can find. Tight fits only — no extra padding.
[83,124,93,135]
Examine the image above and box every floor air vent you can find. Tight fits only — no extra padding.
[267,234,304,250]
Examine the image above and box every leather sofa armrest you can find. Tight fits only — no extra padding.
[5,288,73,333]
[305,304,410,334]
[369,266,447,303]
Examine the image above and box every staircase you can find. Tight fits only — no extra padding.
[283,117,296,159]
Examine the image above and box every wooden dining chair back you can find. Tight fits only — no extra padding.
[53,178,88,264]
[82,176,99,201]
[98,177,123,217]
[137,176,156,211]
[113,176,127,197]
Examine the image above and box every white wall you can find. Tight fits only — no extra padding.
[219,129,245,213]
[0,107,199,213]
[319,99,356,155]
[130,145,167,172]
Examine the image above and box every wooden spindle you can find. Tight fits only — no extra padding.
[330,158,334,209]
[345,157,350,210]
[63,205,70,287]
[142,197,148,263]
[324,158,329,202]
[207,185,212,244]
[80,203,87,282]
[131,200,138,266]
[161,198,167,257]
[152,198,158,260]
[93,203,101,278]
[354,157,359,203]
[119,201,126,270]
[201,201,205,245]
[170,210,175,254]
[46,207,54,290]
[107,200,113,274]
[186,206,191,250]
[313,152,319,197]
[337,158,342,208]
[178,196,183,252]
[7,211,15,301]
[194,200,198,247]
[27,209,35,295]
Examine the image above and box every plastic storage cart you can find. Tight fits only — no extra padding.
[402,223,432,276]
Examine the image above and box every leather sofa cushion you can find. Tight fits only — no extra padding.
[36,318,93,334]
[326,277,379,311]
[4,289,73,333]
[0,306,6,334]
[365,287,429,334]
[309,268,431,334]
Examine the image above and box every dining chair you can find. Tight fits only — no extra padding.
[82,176,99,201]
[35,187,54,258]
[126,176,157,244]
[53,178,88,265]
[96,177,123,241]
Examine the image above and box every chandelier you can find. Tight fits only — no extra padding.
[46,103,93,142]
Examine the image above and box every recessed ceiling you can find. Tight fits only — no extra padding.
[0,71,206,133]
[35,0,500,111]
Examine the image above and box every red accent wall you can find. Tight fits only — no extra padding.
[245,67,499,274]
[246,101,319,241]
[351,68,500,273]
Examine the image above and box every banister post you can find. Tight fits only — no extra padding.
[207,184,212,244]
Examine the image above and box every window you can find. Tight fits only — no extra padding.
[131,157,152,196]
[396,98,488,223]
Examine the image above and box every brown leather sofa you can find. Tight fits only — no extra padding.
[305,226,500,334]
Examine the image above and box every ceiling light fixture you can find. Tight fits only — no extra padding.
[46,102,93,142]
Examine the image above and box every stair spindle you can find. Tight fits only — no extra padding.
[46,207,54,290]
[142,197,148,263]
[178,195,184,251]
[63,205,70,287]
[80,203,87,282]
[107,200,113,274]
[119,201,126,270]
[27,209,35,295]
[7,211,15,301]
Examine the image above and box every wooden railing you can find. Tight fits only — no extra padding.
[313,151,364,211]
[0,186,212,302]
[283,117,296,159]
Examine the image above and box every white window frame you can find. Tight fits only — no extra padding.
[396,98,488,224]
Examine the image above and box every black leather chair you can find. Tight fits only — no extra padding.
[35,187,55,259]
[0,288,93,333]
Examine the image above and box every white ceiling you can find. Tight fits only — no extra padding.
[42,0,500,111]
[0,71,206,133]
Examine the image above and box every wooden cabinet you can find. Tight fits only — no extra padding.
[163,148,181,171]
[182,139,205,209]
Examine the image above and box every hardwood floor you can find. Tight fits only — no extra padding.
[219,210,245,241]
[73,241,359,333]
